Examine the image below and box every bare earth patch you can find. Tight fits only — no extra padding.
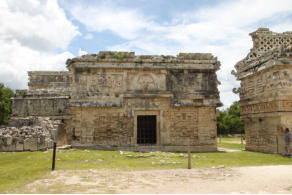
[16,165,292,194]
[217,147,241,152]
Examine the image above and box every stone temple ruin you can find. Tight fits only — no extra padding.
[0,52,222,152]
[233,28,292,154]
[0,71,71,152]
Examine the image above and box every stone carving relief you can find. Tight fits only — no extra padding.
[88,114,133,145]
[166,111,198,138]
[244,119,277,146]
[241,100,292,115]
[241,101,278,115]
[255,77,264,94]
[85,74,123,94]
[137,74,156,90]
[129,73,160,91]
[97,75,123,88]
[234,28,292,80]
[246,135,276,146]
[127,99,160,108]
[279,101,292,111]
[252,35,292,54]
[30,74,69,84]
[245,28,292,61]
[264,70,292,90]
[240,69,292,99]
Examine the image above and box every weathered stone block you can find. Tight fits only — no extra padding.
[1,144,16,152]
[4,136,13,145]
[15,142,24,151]
[24,138,38,151]
[37,136,46,150]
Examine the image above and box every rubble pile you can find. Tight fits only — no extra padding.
[0,117,61,152]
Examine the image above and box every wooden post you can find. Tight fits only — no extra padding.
[219,128,222,143]
[276,136,279,154]
[52,142,56,171]
[188,139,191,169]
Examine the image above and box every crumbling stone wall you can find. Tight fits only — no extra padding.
[233,28,292,154]
[0,117,60,152]
[2,71,71,152]
[28,71,71,91]
[12,71,71,117]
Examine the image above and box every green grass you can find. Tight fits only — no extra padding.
[218,142,245,150]
[0,138,291,193]
[0,152,52,193]
[217,137,246,150]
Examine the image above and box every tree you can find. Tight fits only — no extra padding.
[227,101,240,117]
[0,83,14,125]
[217,101,244,135]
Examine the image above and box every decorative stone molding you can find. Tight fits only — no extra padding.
[234,28,292,154]
[8,51,222,152]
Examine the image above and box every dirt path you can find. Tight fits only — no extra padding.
[17,165,292,194]
[217,147,241,152]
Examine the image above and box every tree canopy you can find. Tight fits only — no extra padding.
[217,101,244,135]
[0,83,14,125]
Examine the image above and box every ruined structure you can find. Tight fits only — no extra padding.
[3,51,222,152]
[0,71,71,151]
[233,28,292,154]
[0,117,61,151]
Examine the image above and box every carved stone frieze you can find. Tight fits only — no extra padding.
[241,101,278,115]
[239,69,292,99]
[127,98,160,108]
[234,28,292,154]
[8,51,221,152]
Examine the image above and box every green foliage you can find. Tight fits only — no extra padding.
[19,90,26,98]
[217,101,244,135]
[114,52,125,60]
[0,83,14,125]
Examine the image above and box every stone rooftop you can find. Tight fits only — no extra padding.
[66,51,220,67]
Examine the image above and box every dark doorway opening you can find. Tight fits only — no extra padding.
[137,115,156,144]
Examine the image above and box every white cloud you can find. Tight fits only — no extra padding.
[192,0,292,26]
[65,0,292,108]
[0,39,74,89]
[97,0,292,108]
[78,48,88,56]
[0,0,80,51]
[0,0,79,89]
[69,2,152,39]
[84,33,93,40]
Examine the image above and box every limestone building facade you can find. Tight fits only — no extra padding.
[233,28,292,154]
[10,51,222,152]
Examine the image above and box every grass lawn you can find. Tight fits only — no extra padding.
[217,137,246,150]
[0,137,291,193]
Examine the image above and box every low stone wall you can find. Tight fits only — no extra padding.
[0,117,61,152]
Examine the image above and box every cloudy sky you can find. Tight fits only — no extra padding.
[1,0,292,109]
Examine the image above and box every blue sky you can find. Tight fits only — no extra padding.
[59,0,220,55]
[1,0,292,109]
